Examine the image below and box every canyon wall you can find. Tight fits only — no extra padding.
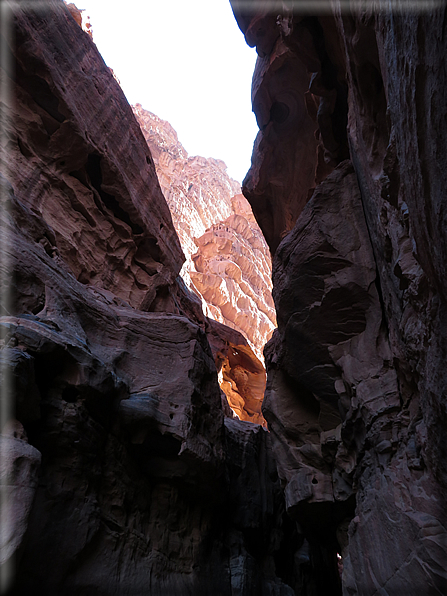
[231,1,447,594]
[2,1,446,594]
[0,2,300,593]
[133,105,277,425]
[133,104,276,364]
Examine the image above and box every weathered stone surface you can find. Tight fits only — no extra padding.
[133,105,276,363]
[0,255,226,593]
[191,193,276,361]
[0,245,296,593]
[233,2,447,594]
[133,104,238,288]
[1,4,184,314]
[332,8,447,593]
[0,2,303,593]
[207,319,267,427]
[264,161,375,592]
[243,41,320,255]
[231,3,349,254]
[265,161,386,488]
[133,105,276,422]
[66,2,82,27]
[0,425,41,577]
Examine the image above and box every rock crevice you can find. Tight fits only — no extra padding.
[2,1,447,594]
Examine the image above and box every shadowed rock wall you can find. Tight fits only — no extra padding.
[231,1,447,594]
[2,1,446,594]
[0,2,304,593]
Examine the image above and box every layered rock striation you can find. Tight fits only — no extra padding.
[3,0,446,594]
[232,1,447,594]
[133,105,276,424]
[0,2,298,593]
[133,105,276,363]
[133,104,238,285]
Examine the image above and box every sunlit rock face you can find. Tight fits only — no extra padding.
[132,104,238,287]
[133,104,276,364]
[206,319,267,427]
[0,2,302,593]
[232,1,447,594]
[191,193,276,363]
[133,105,276,425]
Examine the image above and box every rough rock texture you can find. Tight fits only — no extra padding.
[191,193,276,362]
[234,5,349,255]
[2,3,187,315]
[133,104,238,285]
[0,423,41,574]
[232,1,447,595]
[133,104,276,363]
[133,105,276,425]
[207,318,267,427]
[0,2,302,594]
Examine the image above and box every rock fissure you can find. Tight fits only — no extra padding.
[132,104,276,426]
[1,1,447,594]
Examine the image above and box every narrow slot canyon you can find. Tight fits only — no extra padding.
[1,1,446,595]
[133,104,275,427]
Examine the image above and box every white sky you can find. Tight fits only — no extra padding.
[78,0,259,184]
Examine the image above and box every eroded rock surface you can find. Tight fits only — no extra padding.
[191,193,276,362]
[133,105,276,424]
[232,4,349,255]
[0,2,300,594]
[133,103,238,285]
[133,104,276,363]
[0,423,41,577]
[2,5,186,315]
[232,2,447,595]
[206,318,267,427]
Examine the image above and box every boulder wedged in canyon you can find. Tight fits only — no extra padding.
[0,2,303,593]
[232,1,447,594]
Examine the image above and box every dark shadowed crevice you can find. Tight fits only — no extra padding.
[84,153,144,235]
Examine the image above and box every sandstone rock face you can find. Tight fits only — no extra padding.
[132,104,238,286]
[133,105,276,424]
[232,2,447,594]
[133,105,276,364]
[191,193,276,362]
[0,2,301,593]
[232,4,349,255]
[206,318,267,427]
[2,2,185,316]
[0,425,41,582]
